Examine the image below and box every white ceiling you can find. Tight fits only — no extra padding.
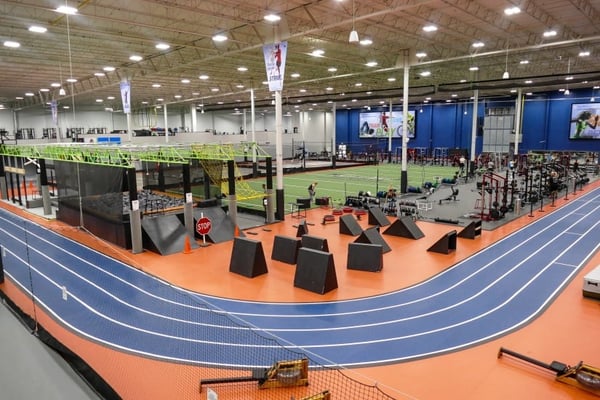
[1,0,599,113]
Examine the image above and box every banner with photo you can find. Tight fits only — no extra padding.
[120,80,131,114]
[50,100,58,125]
[263,41,287,92]
[359,111,416,139]
[569,103,600,139]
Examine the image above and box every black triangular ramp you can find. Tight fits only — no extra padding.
[271,235,302,264]
[382,215,425,239]
[427,230,458,254]
[141,214,198,255]
[192,206,239,243]
[339,214,363,236]
[294,248,338,295]
[296,219,309,237]
[229,237,268,278]
[368,206,391,227]
[301,235,329,252]
[457,220,482,239]
[354,227,391,253]
[347,242,383,272]
[0,245,4,283]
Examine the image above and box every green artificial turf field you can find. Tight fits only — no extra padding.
[214,163,459,212]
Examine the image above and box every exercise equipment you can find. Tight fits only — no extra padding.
[427,230,457,254]
[476,172,508,221]
[383,215,425,239]
[294,248,338,294]
[301,390,331,400]
[498,347,600,397]
[583,264,600,299]
[438,185,459,204]
[199,358,309,392]
[229,237,268,278]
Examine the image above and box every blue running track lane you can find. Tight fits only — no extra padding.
[1,188,599,368]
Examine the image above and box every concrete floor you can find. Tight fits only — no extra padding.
[0,299,101,400]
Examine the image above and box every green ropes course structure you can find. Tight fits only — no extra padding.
[0,142,272,201]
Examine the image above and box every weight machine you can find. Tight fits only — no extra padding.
[199,358,309,392]
[475,172,509,221]
[498,347,600,397]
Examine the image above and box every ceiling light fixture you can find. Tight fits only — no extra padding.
[264,13,281,22]
[3,41,20,48]
[349,0,359,43]
[28,26,47,33]
[55,5,77,14]
[502,44,510,79]
[212,33,227,42]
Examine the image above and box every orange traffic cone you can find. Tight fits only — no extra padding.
[234,225,240,237]
[183,236,192,254]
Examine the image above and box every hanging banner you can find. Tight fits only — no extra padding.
[50,100,58,125]
[120,80,131,114]
[263,41,287,92]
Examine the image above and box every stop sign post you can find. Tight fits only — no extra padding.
[196,215,212,246]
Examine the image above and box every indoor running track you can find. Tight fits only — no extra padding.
[1,187,599,368]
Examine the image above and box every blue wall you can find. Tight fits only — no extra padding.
[336,87,600,155]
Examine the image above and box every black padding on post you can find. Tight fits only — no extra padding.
[229,237,268,278]
[347,243,383,272]
[354,227,391,253]
[427,230,458,254]
[339,214,363,236]
[383,216,425,239]
[301,235,329,252]
[457,220,482,239]
[294,248,338,294]
[0,245,4,283]
[141,214,198,255]
[368,206,391,227]
[296,219,309,237]
[271,235,301,264]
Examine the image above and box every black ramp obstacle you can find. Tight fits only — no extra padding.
[339,214,363,236]
[458,219,482,239]
[301,235,329,252]
[0,245,4,283]
[368,206,391,227]
[294,248,338,294]
[347,243,383,272]
[229,237,268,278]
[383,215,425,239]
[427,230,458,254]
[354,227,391,253]
[296,219,309,237]
[271,235,301,264]
[193,207,242,243]
[142,214,198,256]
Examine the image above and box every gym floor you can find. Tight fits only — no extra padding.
[1,178,599,400]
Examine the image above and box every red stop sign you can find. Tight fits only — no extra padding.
[196,217,212,235]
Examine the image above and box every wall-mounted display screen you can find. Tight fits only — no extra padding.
[569,103,600,139]
[359,111,415,139]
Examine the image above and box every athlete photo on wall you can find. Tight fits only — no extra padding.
[569,103,600,139]
[359,111,416,139]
